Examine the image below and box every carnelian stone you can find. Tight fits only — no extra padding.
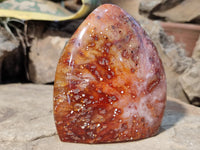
[54,4,166,143]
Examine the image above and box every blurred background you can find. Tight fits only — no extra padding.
[0,0,200,107]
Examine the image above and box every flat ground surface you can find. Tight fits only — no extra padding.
[0,84,199,150]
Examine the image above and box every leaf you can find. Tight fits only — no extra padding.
[0,0,99,21]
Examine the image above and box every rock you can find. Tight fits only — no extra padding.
[0,84,200,149]
[139,0,167,15]
[54,4,166,143]
[139,0,185,18]
[0,28,18,58]
[158,30,194,103]
[178,35,200,106]
[153,0,200,22]
[28,23,70,83]
[0,27,22,83]
[164,66,188,104]
[179,61,200,106]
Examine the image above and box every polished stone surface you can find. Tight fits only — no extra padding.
[54,4,166,143]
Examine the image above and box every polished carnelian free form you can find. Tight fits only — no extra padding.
[54,4,166,143]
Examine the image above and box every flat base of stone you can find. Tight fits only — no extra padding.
[0,84,199,150]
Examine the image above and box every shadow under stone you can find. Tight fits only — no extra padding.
[159,100,186,133]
